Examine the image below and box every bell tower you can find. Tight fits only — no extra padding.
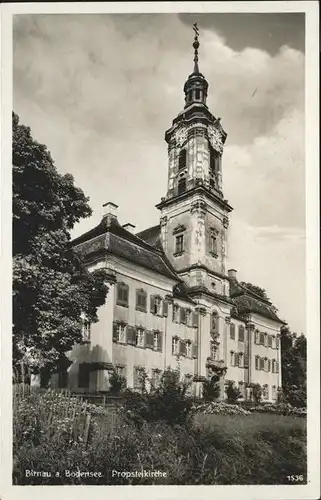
[156,24,233,297]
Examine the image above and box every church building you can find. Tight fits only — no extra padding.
[60,27,284,401]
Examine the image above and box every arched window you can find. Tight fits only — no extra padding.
[211,311,219,334]
[210,146,219,173]
[178,177,186,194]
[178,149,187,170]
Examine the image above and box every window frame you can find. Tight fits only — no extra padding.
[136,288,147,312]
[116,282,129,307]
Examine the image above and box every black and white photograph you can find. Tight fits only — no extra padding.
[0,2,319,499]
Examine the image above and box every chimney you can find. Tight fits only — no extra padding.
[102,202,118,219]
[123,223,136,234]
[228,269,237,279]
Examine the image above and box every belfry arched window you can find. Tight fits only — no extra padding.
[178,177,186,194]
[210,146,219,174]
[178,149,187,171]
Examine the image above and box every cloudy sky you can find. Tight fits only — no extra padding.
[13,12,305,333]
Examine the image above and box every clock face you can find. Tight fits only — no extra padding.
[208,125,224,154]
[174,127,188,148]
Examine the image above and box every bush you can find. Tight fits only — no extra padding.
[225,380,242,403]
[202,375,220,402]
[108,370,126,396]
[122,367,192,427]
[192,401,251,416]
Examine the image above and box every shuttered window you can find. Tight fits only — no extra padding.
[255,356,259,370]
[180,307,187,324]
[179,340,187,356]
[163,301,168,317]
[145,330,154,349]
[136,289,147,312]
[234,352,239,366]
[150,295,162,315]
[117,282,129,307]
[126,326,136,346]
[192,311,199,327]
[259,333,265,345]
[230,323,235,340]
[259,357,265,370]
[113,322,126,343]
[268,335,273,347]
[238,325,245,342]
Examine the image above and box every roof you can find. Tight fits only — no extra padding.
[72,216,179,281]
[229,278,285,324]
[136,224,163,249]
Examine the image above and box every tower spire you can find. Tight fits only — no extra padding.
[193,22,200,74]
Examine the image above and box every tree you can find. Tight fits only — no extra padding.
[12,112,109,380]
[109,370,127,396]
[280,326,307,407]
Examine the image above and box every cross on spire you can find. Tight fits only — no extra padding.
[193,22,200,74]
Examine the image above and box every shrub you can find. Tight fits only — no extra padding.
[247,383,262,404]
[202,375,220,401]
[192,401,251,416]
[225,380,242,403]
[122,367,192,427]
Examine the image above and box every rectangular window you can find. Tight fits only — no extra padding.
[136,289,147,312]
[209,234,217,255]
[238,325,245,342]
[230,323,235,340]
[244,353,249,368]
[255,356,259,370]
[135,328,145,348]
[259,332,265,345]
[117,282,129,307]
[276,337,280,349]
[153,331,162,352]
[192,343,198,358]
[150,295,162,315]
[78,363,90,389]
[175,234,184,254]
[255,330,260,344]
[179,339,187,356]
[276,361,280,373]
[272,385,277,400]
[238,352,244,368]
[195,89,201,100]
[264,333,268,347]
[172,337,179,356]
[259,357,265,370]
[230,351,235,366]
[268,335,273,347]
[272,359,276,373]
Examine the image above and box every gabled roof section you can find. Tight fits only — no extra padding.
[71,217,179,281]
[229,278,286,324]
